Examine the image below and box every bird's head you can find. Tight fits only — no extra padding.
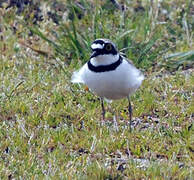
[90,39,118,59]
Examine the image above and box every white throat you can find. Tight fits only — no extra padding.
[90,53,119,66]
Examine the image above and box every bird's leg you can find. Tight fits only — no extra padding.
[100,97,105,123]
[127,96,133,132]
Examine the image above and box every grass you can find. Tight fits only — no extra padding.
[0,0,193,179]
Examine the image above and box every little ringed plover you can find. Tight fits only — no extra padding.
[71,38,144,131]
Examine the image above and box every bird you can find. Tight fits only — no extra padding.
[71,38,144,131]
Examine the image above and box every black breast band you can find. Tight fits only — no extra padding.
[87,55,123,73]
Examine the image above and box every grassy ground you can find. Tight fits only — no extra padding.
[0,0,193,179]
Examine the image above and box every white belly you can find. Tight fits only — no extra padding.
[78,60,144,100]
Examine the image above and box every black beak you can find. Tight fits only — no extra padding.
[90,50,98,59]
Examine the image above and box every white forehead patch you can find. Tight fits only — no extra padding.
[91,43,104,50]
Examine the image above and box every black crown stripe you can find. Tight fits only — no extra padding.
[92,40,105,45]
[87,55,123,73]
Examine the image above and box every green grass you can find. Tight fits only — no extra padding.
[0,0,194,179]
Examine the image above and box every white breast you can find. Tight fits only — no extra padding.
[71,57,144,100]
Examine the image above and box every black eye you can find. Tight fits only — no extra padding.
[105,43,112,51]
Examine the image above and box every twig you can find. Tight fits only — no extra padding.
[19,40,52,58]
[5,81,24,98]
[19,40,67,74]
